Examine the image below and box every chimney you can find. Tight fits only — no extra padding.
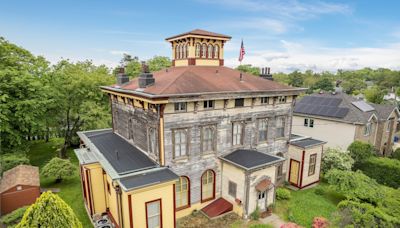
[116,67,129,85]
[138,61,155,88]
[259,67,273,81]
[240,72,243,82]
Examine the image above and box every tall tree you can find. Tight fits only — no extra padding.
[365,86,384,104]
[235,64,260,76]
[148,56,171,72]
[49,60,114,158]
[288,70,304,87]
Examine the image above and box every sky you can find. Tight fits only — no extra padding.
[1,0,400,73]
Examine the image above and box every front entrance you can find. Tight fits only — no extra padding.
[289,159,300,186]
[257,190,267,211]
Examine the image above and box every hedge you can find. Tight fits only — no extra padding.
[358,157,400,188]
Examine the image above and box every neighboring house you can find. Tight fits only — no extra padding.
[0,165,40,215]
[292,92,399,156]
[383,92,400,102]
[75,29,306,228]
[287,134,326,189]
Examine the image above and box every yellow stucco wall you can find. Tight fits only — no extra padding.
[121,181,176,228]
[248,166,276,214]
[221,162,245,217]
[105,174,120,226]
[82,163,107,215]
[301,146,322,187]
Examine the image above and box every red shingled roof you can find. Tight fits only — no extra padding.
[165,29,231,40]
[108,66,301,97]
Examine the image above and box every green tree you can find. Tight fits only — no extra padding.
[0,37,50,150]
[235,64,260,76]
[365,86,384,104]
[321,148,354,173]
[325,169,383,204]
[341,78,367,94]
[347,141,375,166]
[311,77,334,92]
[124,57,142,78]
[288,70,304,87]
[41,157,75,183]
[148,56,171,72]
[49,60,113,157]
[16,191,82,228]
[1,153,30,174]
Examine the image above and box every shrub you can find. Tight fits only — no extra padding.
[391,148,400,161]
[347,141,375,165]
[321,148,354,173]
[312,217,329,228]
[325,169,384,205]
[250,206,260,220]
[250,224,273,228]
[16,192,82,228]
[276,188,291,200]
[0,206,28,226]
[358,157,400,188]
[336,200,400,227]
[314,186,325,195]
[1,153,30,174]
[41,157,75,183]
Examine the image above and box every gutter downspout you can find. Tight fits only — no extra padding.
[114,184,124,228]
[244,170,251,219]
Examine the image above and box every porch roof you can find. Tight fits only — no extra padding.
[220,149,284,170]
[119,168,179,191]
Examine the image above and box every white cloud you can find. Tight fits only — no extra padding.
[225,41,400,73]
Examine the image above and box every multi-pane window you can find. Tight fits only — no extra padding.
[228,181,237,198]
[232,122,243,146]
[214,45,219,58]
[308,154,317,176]
[173,130,187,158]
[235,98,244,107]
[202,126,214,152]
[195,43,201,58]
[174,102,186,112]
[146,200,161,228]
[203,100,214,109]
[208,44,213,58]
[304,118,314,128]
[364,123,371,136]
[175,177,189,209]
[201,170,215,201]
[201,43,207,58]
[276,116,286,138]
[148,127,157,155]
[258,119,268,142]
[278,96,286,103]
[261,97,269,104]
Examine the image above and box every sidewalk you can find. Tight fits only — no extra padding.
[261,213,285,228]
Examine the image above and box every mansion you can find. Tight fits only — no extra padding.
[75,29,309,228]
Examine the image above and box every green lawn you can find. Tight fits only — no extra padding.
[28,139,92,227]
[274,183,344,227]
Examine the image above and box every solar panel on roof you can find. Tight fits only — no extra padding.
[336,108,349,118]
[352,101,375,112]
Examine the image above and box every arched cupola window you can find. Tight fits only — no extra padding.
[195,43,201,58]
[207,44,213,58]
[214,45,219,59]
[201,43,207,58]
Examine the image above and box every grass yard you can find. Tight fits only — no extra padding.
[274,183,344,227]
[27,139,92,227]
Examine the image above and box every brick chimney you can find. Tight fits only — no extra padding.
[259,67,273,81]
[138,61,155,88]
[116,67,129,85]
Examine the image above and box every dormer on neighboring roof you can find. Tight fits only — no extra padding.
[165,29,231,67]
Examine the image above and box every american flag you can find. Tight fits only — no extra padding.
[238,39,245,62]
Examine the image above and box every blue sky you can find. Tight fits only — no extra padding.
[1,0,400,72]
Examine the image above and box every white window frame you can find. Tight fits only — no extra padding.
[364,122,371,136]
[258,118,268,143]
[202,126,215,153]
[173,129,188,158]
[203,100,214,109]
[174,102,187,112]
[261,97,269,104]
[175,177,189,209]
[276,116,286,138]
[146,200,161,228]
[232,122,243,146]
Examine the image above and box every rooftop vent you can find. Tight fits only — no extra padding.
[116,67,129,85]
[352,100,375,112]
[138,61,155,88]
[260,67,273,80]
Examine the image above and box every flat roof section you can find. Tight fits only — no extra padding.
[289,138,326,149]
[119,168,179,191]
[221,149,284,170]
[83,130,157,174]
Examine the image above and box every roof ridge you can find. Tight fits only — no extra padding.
[157,68,194,94]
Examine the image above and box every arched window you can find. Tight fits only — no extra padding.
[201,43,207,58]
[185,44,189,58]
[180,44,184,59]
[175,176,190,209]
[195,43,201,58]
[207,44,213,58]
[214,45,219,59]
[201,170,215,202]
